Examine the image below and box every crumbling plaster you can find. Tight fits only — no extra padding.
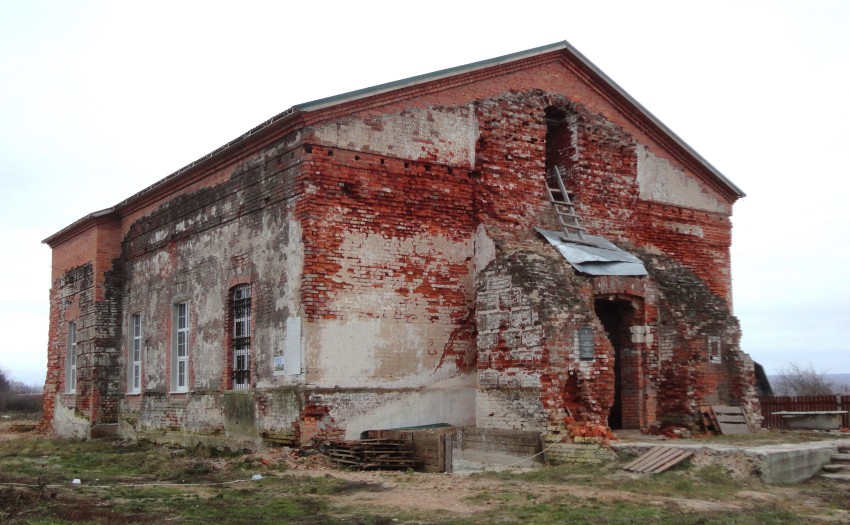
[43,49,757,449]
[637,144,729,214]
[313,105,479,169]
[308,231,473,388]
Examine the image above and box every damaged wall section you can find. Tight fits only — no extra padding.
[42,45,757,452]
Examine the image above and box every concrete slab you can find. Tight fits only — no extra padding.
[744,442,838,484]
[821,473,850,482]
[822,463,850,472]
[612,438,850,484]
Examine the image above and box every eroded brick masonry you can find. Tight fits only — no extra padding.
[42,42,758,454]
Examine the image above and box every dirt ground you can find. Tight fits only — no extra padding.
[2,415,850,524]
[282,455,848,521]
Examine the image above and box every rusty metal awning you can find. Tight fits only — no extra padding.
[535,228,648,276]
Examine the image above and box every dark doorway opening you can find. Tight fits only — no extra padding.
[594,298,637,429]
[544,106,574,176]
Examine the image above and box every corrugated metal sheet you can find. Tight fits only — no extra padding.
[535,228,648,276]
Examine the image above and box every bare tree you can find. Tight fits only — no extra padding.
[774,362,835,396]
[0,367,43,413]
[0,367,9,411]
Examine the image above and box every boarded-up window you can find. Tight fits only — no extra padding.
[284,316,303,375]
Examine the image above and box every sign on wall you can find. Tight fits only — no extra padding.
[578,326,595,360]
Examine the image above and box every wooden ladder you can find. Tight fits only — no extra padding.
[546,165,588,242]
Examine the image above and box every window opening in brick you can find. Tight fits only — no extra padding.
[544,106,590,243]
[231,284,251,390]
[594,298,638,430]
[67,321,77,393]
[130,313,142,393]
[708,336,722,364]
[173,302,189,392]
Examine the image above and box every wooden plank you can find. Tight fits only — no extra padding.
[712,405,752,435]
[699,405,717,434]
[623,447,692,474]
[637,448,682,473]
[623,446,664,471]
[622,446,662,471]
[652,450,693,474]
[444,433,453,474]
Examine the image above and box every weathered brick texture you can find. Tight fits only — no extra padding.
[42,46,757,449]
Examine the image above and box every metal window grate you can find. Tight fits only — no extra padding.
[231,285,251,389]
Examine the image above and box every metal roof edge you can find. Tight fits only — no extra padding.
[42,108,305,246]
[44,40,744,247]
[293,39,743,198]
[292,41,570,113]
[559,41,745,198]
[42,207,116,245]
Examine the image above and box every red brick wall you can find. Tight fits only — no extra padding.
[296,146,477,373]
[43,58,753,440]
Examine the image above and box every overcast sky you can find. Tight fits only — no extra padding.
[1,1,848,386]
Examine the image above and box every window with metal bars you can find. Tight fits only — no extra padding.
[231,285,251,390]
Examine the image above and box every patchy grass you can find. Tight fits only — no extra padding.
[473,461,759,500]
[453,500,801,525]
[0,437,280,485]
[1,428,849,524]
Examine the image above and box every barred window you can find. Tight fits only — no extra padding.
[231,285,251,390]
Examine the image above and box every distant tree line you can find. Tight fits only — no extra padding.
[0,367,43,413]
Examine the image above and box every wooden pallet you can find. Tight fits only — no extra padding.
[623,446,693,474]
[699,405,719,435]
[698,405,753,435]
[326,439,421,470]
[711,405,752,435]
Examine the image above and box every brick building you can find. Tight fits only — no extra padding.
[42,42,758,453]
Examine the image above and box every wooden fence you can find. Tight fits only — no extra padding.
[758,395,850,429]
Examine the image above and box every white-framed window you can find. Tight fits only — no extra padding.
[173,302,189,392]
[67,321,77,393]
[231,284,251,390]
[129,313,142,393]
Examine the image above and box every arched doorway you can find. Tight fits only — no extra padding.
[594,297,640,429]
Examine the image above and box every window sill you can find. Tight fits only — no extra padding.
[169,390,190,395]
[126,391,142,396]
